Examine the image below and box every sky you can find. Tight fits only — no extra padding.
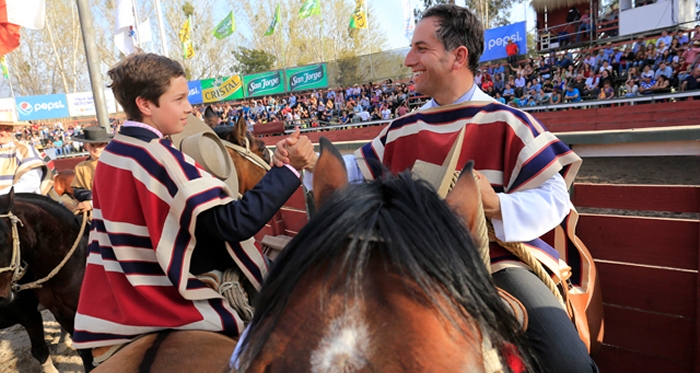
[372,0,537,51]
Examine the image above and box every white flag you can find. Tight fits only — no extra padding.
[114,0,137,55]
[402,0,415,42]
[4,0,45,29]
[138,19,152,44]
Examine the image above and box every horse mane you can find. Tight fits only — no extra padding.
[239,172,534,372]
[214,125,270,164]
[15,193,84,229]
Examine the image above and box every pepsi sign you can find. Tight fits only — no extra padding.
[16,94,70,121]
[187,81,203,105]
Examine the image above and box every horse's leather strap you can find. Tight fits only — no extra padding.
[92,343,126,365]
[498,287,528,332]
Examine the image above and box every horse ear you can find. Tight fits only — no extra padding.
[0,187,14,214]
[233,113,247,143]
[313,137,347,208]
[445,161,485,241]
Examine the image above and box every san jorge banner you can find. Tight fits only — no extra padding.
[201,75,244,103]
[243,70,285,97]
[285,64,328,92]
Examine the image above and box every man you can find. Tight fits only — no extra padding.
[70,126,113,212]
[275,5,597,373]
[0,117,52,195]
[506,38,519,69]
[680,66,700,91]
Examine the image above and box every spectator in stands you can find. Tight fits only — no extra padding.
[395,101,410,117]
[584,73,600,98]
[502,83,515,102]
[656,30,672,49]
[653,74,671,93]
[492,73,504,94]
[627,66,641,84]
[599,60,613,76]
[692,25,700,41]
[611,46,625,75]
[655,61,673,80]
[575,9,592,43]
[680,66,700,91]
[676,31,689,47]
[514,72,526,97]
[582,62,593,78]
[598,80,615,100]
[380,104,392,120]
[624,78,639,97]
[506,38,519,70]
[681,39,700,70]
[564,84,582,102]
[566,6,581,25]
[638,74,656,95]
[594,49,608,71]
[549,87,563,104]
[494,92,506,104]
[573,74,586,94]
[536,89,550,106]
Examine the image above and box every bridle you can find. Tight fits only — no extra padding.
[223,137,272,173]
[0,209,88,292]
[0,211,26,292]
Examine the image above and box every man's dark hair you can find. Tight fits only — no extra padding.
[108,53,186,122]
[421,4,484,75]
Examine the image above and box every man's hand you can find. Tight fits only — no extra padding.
[272,127,301,167]
[474,170,502,220]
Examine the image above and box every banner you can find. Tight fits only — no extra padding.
[298,0,320,19]
[201,75,244,103]
[480,21,527,63]
[243,70,285,97]
[0,98,17,122]
[179,16,194,59]
[213,11,235,39]
[264,3,280,36]
[285,64,327,92]
[187,80,203,105]
[349,0,367,29]
[16,94,69,121]
[66,91,118,117]
[402,0,414,42]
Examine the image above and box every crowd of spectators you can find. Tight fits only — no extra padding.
[192,79,416,131]
[480,25,700,108]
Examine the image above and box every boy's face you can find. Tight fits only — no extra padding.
[142,76,192,135]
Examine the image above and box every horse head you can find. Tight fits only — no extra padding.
[235,138,534,373]
[0,188,16,306]
[218,115,272,194]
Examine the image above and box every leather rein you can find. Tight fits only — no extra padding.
[0,209,88,292]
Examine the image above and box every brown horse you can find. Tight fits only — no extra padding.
[214,116,272,194]
[0,190,94,372]
[233,138,536,373]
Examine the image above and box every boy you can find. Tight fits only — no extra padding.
[73,53,315,362]
[70,126,113,212]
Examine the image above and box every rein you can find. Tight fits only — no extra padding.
[222,138,272,172]
[0,209,88,292]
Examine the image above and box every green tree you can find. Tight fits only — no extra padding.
[232,47,276,75]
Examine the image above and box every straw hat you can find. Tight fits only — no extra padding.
[169,114,239,196]
[73,126,114,143]
[0,111,29,126]
[411,126,467,198]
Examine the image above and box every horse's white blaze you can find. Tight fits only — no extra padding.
[310,308,370,373]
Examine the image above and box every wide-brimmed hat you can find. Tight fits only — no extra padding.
[0,111,29,126]
[73,126,114,143]
[169,114,239,196]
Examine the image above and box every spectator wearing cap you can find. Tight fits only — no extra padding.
[639,74,656,95]
[71,126,114,212]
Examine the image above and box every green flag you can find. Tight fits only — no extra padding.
[264,4,280,36]
[298,0,320,19]
[213,11,236,39]
[0,57,8,80]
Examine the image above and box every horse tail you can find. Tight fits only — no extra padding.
[138,330,172,373]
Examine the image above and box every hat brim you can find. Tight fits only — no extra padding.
[72,134,114,143]
[0,120,31,127]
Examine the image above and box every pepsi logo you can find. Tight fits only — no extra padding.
[18,102,32,115]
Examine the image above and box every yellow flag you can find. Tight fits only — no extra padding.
[179,16,194,59]
[349,0,367,29]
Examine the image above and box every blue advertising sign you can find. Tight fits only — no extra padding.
[187,80,203,105]
[480,21,527,63]
[16,94,70,121]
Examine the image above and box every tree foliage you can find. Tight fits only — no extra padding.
[232,47,276,75]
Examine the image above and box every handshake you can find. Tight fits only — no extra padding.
[271,127,318,172]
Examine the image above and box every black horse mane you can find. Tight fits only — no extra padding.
[238,172,535,372]
[14,193,85,230]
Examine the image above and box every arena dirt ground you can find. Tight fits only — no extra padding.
[0,155,698,373]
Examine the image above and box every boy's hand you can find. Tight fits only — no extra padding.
[286,135,317,171]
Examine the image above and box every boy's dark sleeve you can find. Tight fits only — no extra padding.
[73,187,92,202]
[196,166,301,243]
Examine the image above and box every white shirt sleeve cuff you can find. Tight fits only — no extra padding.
[302,153,363,192]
